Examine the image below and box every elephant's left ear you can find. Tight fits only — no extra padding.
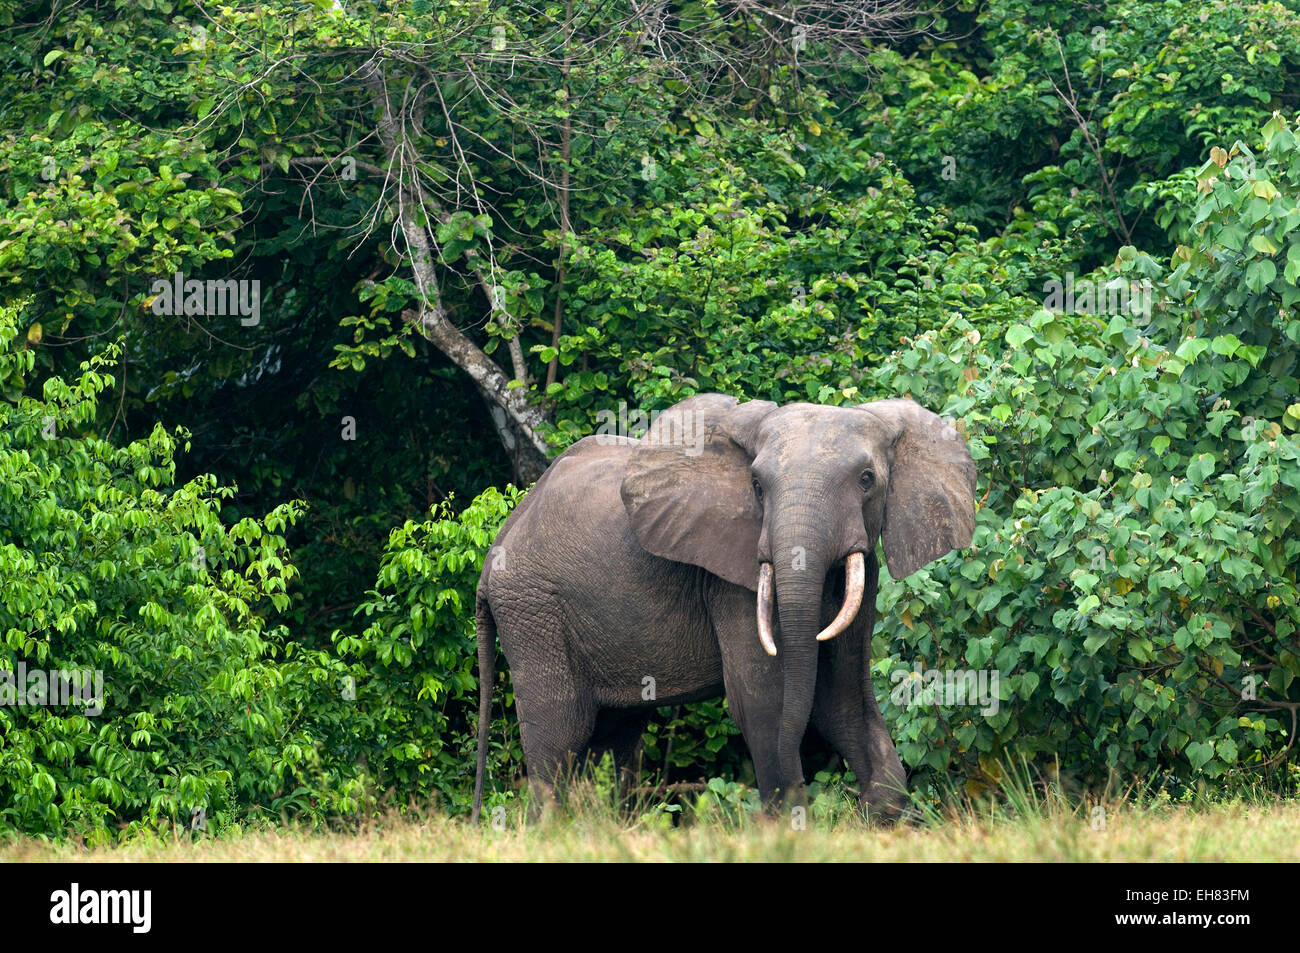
[860,399,977,580]
[621,394,776,591]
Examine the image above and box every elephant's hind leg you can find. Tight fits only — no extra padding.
[514,684,598,818]
[495,600,597,819]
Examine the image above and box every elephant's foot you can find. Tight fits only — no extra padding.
[860,775,908,825]
[524,774,567,825]
[758,781,809,828]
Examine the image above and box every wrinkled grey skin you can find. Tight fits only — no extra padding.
[472,394,976,822]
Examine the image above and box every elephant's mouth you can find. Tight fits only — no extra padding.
[756,551,865,657]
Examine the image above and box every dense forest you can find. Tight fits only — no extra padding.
[1,0,1299,841]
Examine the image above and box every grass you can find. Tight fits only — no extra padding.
[5,777,1299,862]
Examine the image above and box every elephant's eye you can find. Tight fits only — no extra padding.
[859,469,875,492]
[752,478,764,503]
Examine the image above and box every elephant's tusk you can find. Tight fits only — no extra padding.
[757,562,777,657]
[816,552,865,642]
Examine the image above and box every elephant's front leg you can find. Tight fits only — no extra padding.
[812,626,907,822]
[708,585,786,808]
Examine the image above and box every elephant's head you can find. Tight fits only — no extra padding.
[620,393,976,799]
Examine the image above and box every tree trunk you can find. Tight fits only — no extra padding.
[364,62,550,486]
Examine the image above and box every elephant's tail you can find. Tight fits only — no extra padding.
[471,591,496,825]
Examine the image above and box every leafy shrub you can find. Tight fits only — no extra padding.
[870,111,1300,798]
[331,486,525,814]
[0,304,363,841]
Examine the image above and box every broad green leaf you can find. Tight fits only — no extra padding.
[1005,325,1034,348]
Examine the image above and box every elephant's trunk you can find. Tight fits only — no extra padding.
[756,551,865,656]
[770,531,829,808]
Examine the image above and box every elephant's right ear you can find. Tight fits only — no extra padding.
[860,398,977,580]
[620,394,776,591]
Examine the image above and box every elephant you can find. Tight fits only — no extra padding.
[471,393,976,822]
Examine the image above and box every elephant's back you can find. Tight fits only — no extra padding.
[511,433,636,530]
[483,435,645,591]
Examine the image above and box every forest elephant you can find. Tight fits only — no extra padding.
[471,393,976,822]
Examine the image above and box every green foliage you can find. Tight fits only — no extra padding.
[869,0,1300,263]
[0,0,513,659]
[330,485,525,814]
[541,127,1052,449]
[0,302,367,841]
[870,111,1300,797]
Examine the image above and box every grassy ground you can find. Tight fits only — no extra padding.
[5,795,1298,862]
